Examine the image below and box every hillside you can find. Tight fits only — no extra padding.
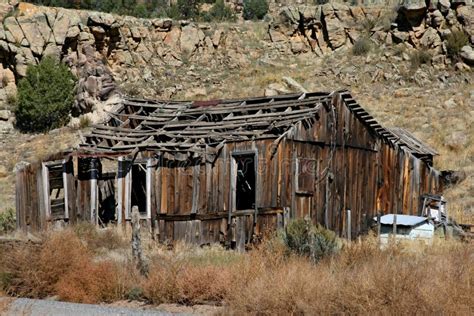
[0,0,472,223]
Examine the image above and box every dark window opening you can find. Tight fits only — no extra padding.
[235,154,256,210]
[131,164,147,215]
[99,173,116,225]
[297,158,316,193]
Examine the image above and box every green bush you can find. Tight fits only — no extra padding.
[202,0,236,22]
[15,56,77,133]
[167,0,201,20]
[446,30,469,59]
[243,0,268,20]
[352,37,372,56]
[0,208,16,235]
[281,219,340,263]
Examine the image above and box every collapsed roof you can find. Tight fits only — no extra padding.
[78,90,437,161]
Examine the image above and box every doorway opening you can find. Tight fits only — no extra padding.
[131,163,147,215]
[234,154,256,210]
[98,172,116,225]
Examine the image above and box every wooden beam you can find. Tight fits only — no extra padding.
[42,163,51,222]
[62,159,69,220]
[146,158,152,220]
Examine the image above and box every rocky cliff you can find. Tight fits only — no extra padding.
[0,1,472,117]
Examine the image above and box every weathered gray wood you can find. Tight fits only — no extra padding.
[42,163,51,222]
[377,212,381,244]
[392,213,397,235]
[62,160,69,220]
[191,164,200,214]
[347,209,351,240]
[146,158,152,220]
[131,206,148,276]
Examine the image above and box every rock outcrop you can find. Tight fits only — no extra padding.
[269,1,473,60]
[0,0,472,116]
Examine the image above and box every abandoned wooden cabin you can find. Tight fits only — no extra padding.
[16,90,443,248]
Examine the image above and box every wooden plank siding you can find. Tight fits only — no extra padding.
[15,92,443,245]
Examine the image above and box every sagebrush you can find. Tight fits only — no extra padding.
[0,209,15,235]
[281,219,340,263]
[446,30,469,59]
[352,37,372,56]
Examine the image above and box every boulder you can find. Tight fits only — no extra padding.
[399,0,427,26]
[14,47,35,77]
[0,110,11,121]
[42,42,60,59]
[17,16,44,55]
[457,5,474,37]
[420,27,442,48]
[53,11,70,45]
[321,3,350,49]
[0,25,5,41]
[180,25,200,55]
[35,13,51,44]
[211,29,223,47]
[163,27,181,51]
[0,40,9,53]
[66,25,80,39]
[400,0,427,11]
[392,30,409,43]
[454,61,470,71]
[430,10,444,27]
[438,0,451,14]
[460,45,474,65]
[283,76,308,93]
[152,18,172,31]
[88,13,115,28]
[4,16,24,43]
[290,36,308,54]
[264,83,290,96]
[269,29,286,42]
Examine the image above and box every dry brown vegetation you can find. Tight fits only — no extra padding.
[0,226,472,314]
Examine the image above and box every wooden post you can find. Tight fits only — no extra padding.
[42,163,51,223]
[346,209,351,241]
[377,212,381,244]
[191,163,200,214]
[90,158,99,225]
[117,157,131,226]
[392,213,397,236]
[62,159,69,221]
[324,176,329,229]
[146,158,152,221]
[131,206,148,276]
[283,207,290,228]
[117,157,124,225]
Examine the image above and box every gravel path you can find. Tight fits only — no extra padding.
[0,297,190,316]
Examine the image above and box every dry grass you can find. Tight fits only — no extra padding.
[1,228,472,314]
[0,229,129,303]
[225,238,473,315]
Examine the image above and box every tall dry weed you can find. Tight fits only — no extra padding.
[1,230,128,303]
[225,239,474,314]
[1,228,472,313]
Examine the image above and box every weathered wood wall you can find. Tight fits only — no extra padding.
[15,94,442,245]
